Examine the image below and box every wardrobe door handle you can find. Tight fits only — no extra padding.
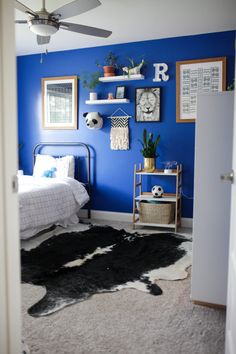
[220,170,234,183]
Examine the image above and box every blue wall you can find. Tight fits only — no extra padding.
[17,31,235,218]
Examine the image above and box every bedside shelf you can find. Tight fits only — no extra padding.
[136,168,180,176]
[135,193,180,203]
[134,220,176,229]
[85,98,130,105]
[99,74,144,82]
[132,163,182,233]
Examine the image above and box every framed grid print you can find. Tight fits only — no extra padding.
[176,57,226,123]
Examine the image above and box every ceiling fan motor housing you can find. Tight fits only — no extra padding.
[28,18,59,37]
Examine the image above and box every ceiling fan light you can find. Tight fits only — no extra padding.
[28,19,59,36]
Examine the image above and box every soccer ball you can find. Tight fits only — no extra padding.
[151,185,164,198]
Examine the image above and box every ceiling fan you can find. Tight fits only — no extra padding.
[15,0,112,45]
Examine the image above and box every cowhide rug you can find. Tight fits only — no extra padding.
[21,226,192,317]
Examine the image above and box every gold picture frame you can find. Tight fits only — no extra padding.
[42,76,78,129]
[176,57,226,123]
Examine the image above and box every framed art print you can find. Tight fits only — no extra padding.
[135,87,160,122]
[115,86,125,99]
[176,57,226,123]
[42,76,78,129]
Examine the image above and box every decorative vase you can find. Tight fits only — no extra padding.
[143,157,156,172]
[103,66,115,77]
[89,92,97,100]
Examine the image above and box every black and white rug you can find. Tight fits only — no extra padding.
[21,226,192,317]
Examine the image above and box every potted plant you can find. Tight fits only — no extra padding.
[139,129,160,172]
[96,52,119,77]
[81,71,100,100]
[162,161,177,174]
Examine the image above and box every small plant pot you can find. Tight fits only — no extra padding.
[103,66,116,77]
[164,169,173,174]
[143,158,156,172]
[89,92,97,100]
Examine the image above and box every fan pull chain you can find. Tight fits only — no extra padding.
[40,47,48,64]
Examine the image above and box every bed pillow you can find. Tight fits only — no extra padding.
[54,156,75,178]
[33,155,56,178]
[33,154,75,178]
[62,155,75,178]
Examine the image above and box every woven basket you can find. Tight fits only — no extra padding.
[138,202,174,224]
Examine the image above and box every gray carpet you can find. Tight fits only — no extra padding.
[22,222,226,354]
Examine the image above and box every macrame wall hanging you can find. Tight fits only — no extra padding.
[108,108,131,150]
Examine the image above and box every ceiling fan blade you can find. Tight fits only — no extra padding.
[15,20,28,24]
[51,0,101,20]
[15,0,37,17]
[60,22,112,38]
[37,35,51,45]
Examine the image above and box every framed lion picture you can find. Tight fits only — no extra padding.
[135,87,161,122]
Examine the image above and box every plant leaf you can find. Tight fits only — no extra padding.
[139,129,160,157]
[143,129,147,147]
[138,139,144,148]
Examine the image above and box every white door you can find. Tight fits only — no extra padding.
[225,55,236,354]
[192,91,234,305]
[0,0,21,353]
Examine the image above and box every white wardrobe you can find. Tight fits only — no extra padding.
[191,91,234,306]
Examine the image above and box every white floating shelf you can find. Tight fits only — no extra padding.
[135,194,179,203]
[85,98,130,105]
[99,74,145,82]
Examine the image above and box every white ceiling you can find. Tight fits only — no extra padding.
[15,0,236,56]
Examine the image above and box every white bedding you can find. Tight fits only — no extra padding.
[19,175,89,239]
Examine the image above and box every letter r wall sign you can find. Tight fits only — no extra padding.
[153,63,169,82]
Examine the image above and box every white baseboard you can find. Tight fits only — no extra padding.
[181,217,193,228]
[79,209,193,228]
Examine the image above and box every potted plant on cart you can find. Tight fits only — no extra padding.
[96,52,119,77]
[139,129,160,172]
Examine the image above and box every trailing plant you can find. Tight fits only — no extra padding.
[227,79,235,91]
[81,71,100,91]
[139,129,160,158]
[96,51,119,68]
